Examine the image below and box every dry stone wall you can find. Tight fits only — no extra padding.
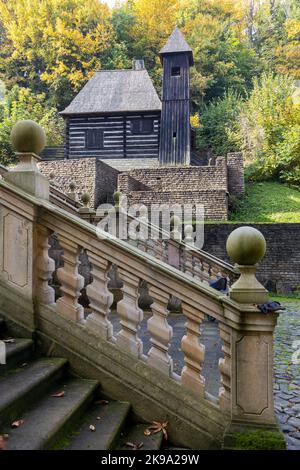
[39,158,97,206]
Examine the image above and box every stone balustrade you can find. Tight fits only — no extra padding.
[0,175,280,429]
[100,205,238,286]
[0,121,284,448]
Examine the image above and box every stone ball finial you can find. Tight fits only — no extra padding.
[226,226,266,265]
[10,120,46,155]
[113,191,122,204]
[81,192,91,206]
[170,215,181,229]
[69,181,76,191]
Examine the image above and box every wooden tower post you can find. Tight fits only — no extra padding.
[159,27,194,166]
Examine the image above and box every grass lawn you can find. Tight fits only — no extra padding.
[230,182,300,223]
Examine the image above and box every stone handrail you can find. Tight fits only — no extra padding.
[3,160,237,284]
[128,214,238,285]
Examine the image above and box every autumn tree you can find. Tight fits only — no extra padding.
[0,0,116,108]
[178,0,260,106]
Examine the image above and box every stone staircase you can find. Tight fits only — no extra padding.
[0,317,165,451]
[0,124,286,450]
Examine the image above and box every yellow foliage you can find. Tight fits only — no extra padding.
[0,0,113,93]
[128,0,180,51]
[275,18,300,79]
[190,114,201,128]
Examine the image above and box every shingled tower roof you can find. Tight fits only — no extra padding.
[61,64,161,115]
[159,26,194,65]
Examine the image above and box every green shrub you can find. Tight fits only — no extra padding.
[196,90,242,156]
[238,73,300,185]
[0,85,64,165]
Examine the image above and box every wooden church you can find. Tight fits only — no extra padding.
[61,26,193,166]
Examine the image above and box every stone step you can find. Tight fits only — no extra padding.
[117,423,163,450]
[2,378,98,450]
[66,401,131,450]
[0,338,34,375]
[0,357,67,426]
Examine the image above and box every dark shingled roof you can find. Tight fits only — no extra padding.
[61,69,161,115]
[159,26,194,65]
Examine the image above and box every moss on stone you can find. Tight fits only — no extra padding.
[229,429,286,450]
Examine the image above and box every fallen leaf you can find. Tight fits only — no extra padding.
[11,419,24,428]
[148,421,168,440]
[144,429,151,436]
[51,391,65,398]
[21,363,28,368]
[89,425,96,432]
[96,417,101,420]
[94,399,109,405]
[3,338,15,344]
[0,435,8,451]
[125,442,144,450]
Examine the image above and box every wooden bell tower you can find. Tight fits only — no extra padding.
[159,27,194,166]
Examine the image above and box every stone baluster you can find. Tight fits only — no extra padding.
[210,265,221,279]
[201,260,211,282]
[145,239,156,257]
[193,256,203,282]
[170,215,182,242]
[218,322,231,411]
[116,268,143,357]
[183,224,194,247]
[181,303,205,395]
[161,240,168,263]
[56,236,84,322]
[154,239,165,261]
[137,238,147,252]
[86,252,113,340]
[183,249,194,278]
[128,223,138,247]
[147,285,173,376]
[138,205,149,243]
[35,226,55,305]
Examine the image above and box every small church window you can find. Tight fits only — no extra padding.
[131,118,153,134]
[171,66,181,77]
[86,129,103,149]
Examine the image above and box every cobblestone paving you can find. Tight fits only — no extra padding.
[110,298,300,450]
[273,301,300,450]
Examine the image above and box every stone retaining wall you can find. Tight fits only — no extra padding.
[118,157,228,193]
[39,158,97,206]
[203,223,300,294]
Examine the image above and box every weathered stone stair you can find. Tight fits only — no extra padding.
[0,317,164,451]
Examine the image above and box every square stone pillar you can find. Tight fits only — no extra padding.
[221,300,285,449]
[5,152,49,200]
